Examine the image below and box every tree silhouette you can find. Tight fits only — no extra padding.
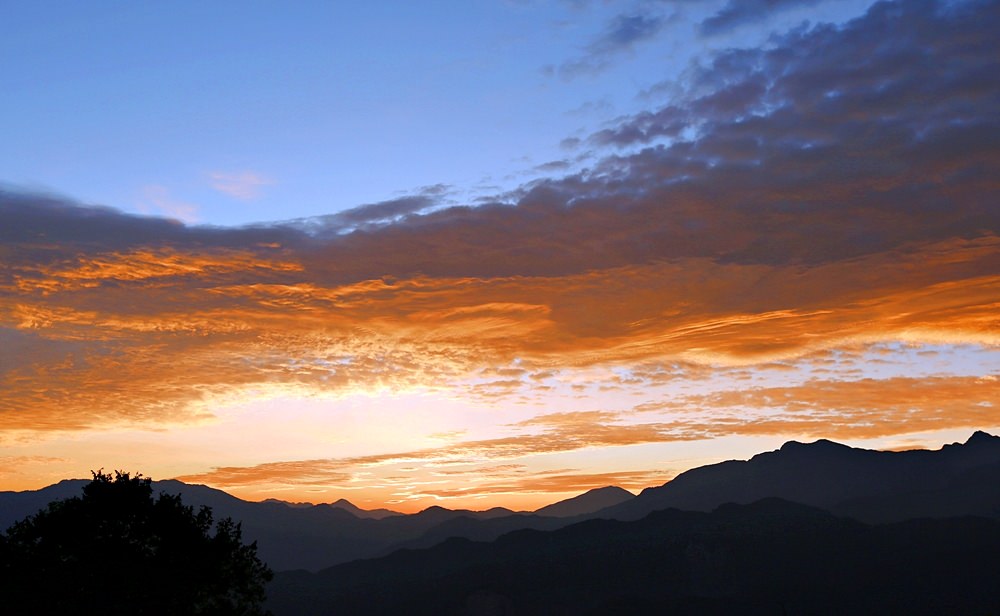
[0,471,272,615]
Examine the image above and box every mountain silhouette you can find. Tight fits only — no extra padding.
[266,498,1000,615]
[4,432,998,575]
[386,487,639,553]
[534,485,634,517]
[597,431,1000,523]
[327,498,402,519]
[0,478,89,531]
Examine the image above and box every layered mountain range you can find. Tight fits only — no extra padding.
[3,432,998,596]
[268,499,1000,615]
[0,432,1000,615]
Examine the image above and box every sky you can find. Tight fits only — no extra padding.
[1,0,998,512]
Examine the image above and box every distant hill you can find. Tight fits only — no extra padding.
[535,486,634,517]
[0,478,89,531]
[266,498,1000,615]
[597,431,1000,523]
[382,487,640,553]
[259,497,400,519]
[327,498,402,520]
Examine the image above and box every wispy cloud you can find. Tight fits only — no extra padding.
[645,374,1000,440]
[551,11,668,78]
[172,371,999,506]
[207,171,274,200]
[137,184,199,223]
[174,409,692,490]
[700,0,834,35]
[294,195,438,234]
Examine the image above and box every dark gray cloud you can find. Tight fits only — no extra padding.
[701,0,831,35]
[0,189,304,269]
[560,136,582,150]
[594,13,666,50]
[289,184,451,234]
[309,195,437,229]
[4,1,998,281]
[578,0,999,264]
[533,159,573,173]
[0,4,995,290]
[556,12,668,78]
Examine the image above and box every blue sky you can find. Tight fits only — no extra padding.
[3,0,876,227]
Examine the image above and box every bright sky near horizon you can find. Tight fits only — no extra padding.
[2,0,998,512]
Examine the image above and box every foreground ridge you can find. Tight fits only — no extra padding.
[267,498,1000,615]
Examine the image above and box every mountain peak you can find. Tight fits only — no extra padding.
[536,485,635,517]
[966,430,999,446]
[781,438,847,449]
[328,498,402,519]
[779,438,850,453]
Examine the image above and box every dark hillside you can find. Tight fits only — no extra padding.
[267,499,1000,615]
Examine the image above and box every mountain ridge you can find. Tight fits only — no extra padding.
[600,431,1000,523]
[534,485,635,517]
[3,431,998,573]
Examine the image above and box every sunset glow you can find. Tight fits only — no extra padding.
[2,0,998,512]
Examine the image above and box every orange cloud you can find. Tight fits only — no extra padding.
[665,374,1000,441]
[174,410,691,488]
[13,247,302,294]
[1,231,997,434]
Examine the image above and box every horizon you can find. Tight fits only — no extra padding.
[2,0,998,513]
[14,429,997,515]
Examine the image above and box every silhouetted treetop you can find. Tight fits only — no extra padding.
[0,470,272,615]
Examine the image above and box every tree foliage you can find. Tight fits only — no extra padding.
[0,471,272,615]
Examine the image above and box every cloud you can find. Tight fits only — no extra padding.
[700,0,831,35]
[294,195,439,234]
[208,171,274,200]
[556,11,668,78]
[533,159,573,173]
[285,185,451,234]
[660,374,1000,440]
[175,409,692,490]
[1,0,998,438]
[560,137,582,150]
[172,371,999,504]
[137,185,199,223]
[594,13,666,50]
